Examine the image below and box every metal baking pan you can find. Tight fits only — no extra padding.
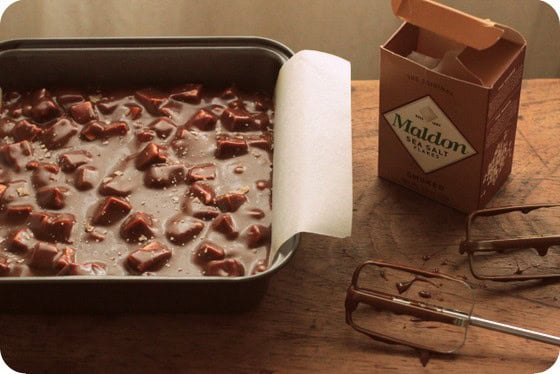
[0,37,299,313]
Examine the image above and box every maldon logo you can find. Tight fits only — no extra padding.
[391,113,469,155]
[383,96,476,173]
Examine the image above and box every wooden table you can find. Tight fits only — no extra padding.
[1,80,559,373]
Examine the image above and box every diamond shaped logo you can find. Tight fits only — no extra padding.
[383,96,477,173]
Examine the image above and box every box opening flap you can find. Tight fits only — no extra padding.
[392,0,505,50]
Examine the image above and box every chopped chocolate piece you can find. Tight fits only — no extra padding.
[189,182,216,205]
[36,186,69,210]
[186,163,216,183]
[29,211,75,243]
[58,262,107,276]
[171,83,203,103]
[30,163,60,188]
[165,215,205,245]
[28,242,60,269]
[55,89,84,107]
[58,150,92,172]
[211,214,238,239]
[98,170,136,197]
[0,141,33,172]
[144,164,186,188]
[120,212,157,242]
[6,228,34,252]
[134,88,168,116]
[74,165,99,190]
[227,100,246,110]
[80,121,105,141]
[104,121,129,137]
[215,193,247,212]
[205,259,245,277]
[69,101,97,124]
[135,142,168,170]
[5,204,33,223]
[170,128,193,157]
[1,180,30,205]
[30,92,62,123]
[220,108,259,131]
[181,197,221,220]
[136,130,155,142]
[221,86,238,100]
[159,101,183,119]
[252,112,271,130]
[42,119,79,149]
[54,246,76,269]
[126,241,172,273]
[0,119,15,137]
[246,208,266,219]
[193,241,225,264]
[185,109,218,131]
[97,100,118,115]
[91,196,132,226]
[126,105,143,120]
[215,135,248,159]
[149,117,176,139]
[12,120,43,142]
[244,224,271,248]
[0,256,9,276]
[26,161,60,173]
[247,133,273,151]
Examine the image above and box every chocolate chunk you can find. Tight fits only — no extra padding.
[12,120,43,142]
[26,161,60,173]
[185,109,218,131]
[149,118,176,139]
[252,112,271,130]
[0,141,33,171]
[126,241,172,273]
[55,89,84,107]
[5,204,33,223]
[215,193,247,212]
[69,101,97,124]
[134,88,168,116]
[74,166,98,190]
[246,208,266,219]
[58,262,107,276]
[186,163,216,183]
[30,163,60,188]
[29,211,75,243]
[80,121,105,141]
[221,86,238,100]
[189,182,216,205]
[193,241,225,265]
[1,180,30,205]
[144,164,186,188]
[104,121,129,137]
[120,212,157,242]
[227,100,246,110]
[55,247,76,269]
[6,228,34,252]
[165,215,205,245]
[205,259,245,277]
[211,214,238,239]
[30,94,62,123]
[244,224,271,248]
[171,83,203,103]
[36,186,69,210]
[253,94,273,112]
[97,100,118,115]
[0,119,15,137]
[28,242,60,269]
[136,130,155,142]
[99,170,136,197]
[91,196,132,225]
[182,198,220,221]
[160,100,183,118]
[220,108,261,131]
[170,128,193,157]
[126,105,142,120]
[58,150,92,172]
[247,133,273,151]
[42,119,78,149]
[135,143,167,170]
[215,135,248,159]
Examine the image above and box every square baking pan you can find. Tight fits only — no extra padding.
[0,37,299,313]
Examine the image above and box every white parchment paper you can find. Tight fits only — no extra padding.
[271,50,352,261]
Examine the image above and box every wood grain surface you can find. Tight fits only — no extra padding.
[1,80,559,373]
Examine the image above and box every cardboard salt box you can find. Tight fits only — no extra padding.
[378,0,527,212]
